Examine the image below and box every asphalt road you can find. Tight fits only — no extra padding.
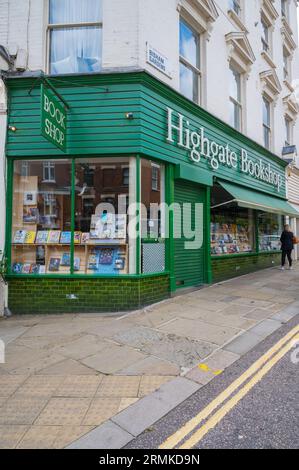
[126,315,299,450]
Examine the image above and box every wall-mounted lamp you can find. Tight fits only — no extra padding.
[8,125,17,132]
[125,112,134,120]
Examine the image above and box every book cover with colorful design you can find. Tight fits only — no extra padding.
[48,258,61,272]
[47,231,61,244]
[36,231,49,244]
[74,232,82,244]
[60,232,71,244]
[22,263,31,274]
[24,231,36,244]
[61,253,71,267]
[13,230,27,244]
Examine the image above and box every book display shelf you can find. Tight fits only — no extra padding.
[11,174,129,276]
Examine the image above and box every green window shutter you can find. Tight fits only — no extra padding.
[174,180,205,289]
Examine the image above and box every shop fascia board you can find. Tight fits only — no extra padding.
[5,69,288,170]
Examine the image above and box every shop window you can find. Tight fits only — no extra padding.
[141,159,165,274]
[258,213,284,252]
[229,64,242,131]
[74,157,135,275]
[211,186,255,256]
[179,19,201,104]
[11,160,71,275]
[49,0,102,74]
[263,96,272,150]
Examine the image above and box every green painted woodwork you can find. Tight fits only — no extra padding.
[174,162,213,187]
[218,180,298,216]
[40,84,67,152]
[173,180,206,288]
[6,71,287,199]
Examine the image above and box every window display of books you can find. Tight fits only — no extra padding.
[210,222,253,255]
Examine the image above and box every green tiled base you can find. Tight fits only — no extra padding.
[8,275,170,314]
[212,253,281,283]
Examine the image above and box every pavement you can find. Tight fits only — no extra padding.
[125,315,299,449]
[0,264,299,449]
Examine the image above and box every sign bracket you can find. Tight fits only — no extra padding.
[28,74,70,110]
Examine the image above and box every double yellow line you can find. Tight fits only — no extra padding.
[159,325,299,449]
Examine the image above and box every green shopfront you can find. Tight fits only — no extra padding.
[5,71,297,314]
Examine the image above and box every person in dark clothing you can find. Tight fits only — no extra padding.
[280,225,294,270]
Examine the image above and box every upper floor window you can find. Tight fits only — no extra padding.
[229,64,242,131]
[262,96,272,150]
[281,0,288,20]
[49,0,103,75]
[285,117,292,146]
[229,0,241,16]
[283,47,291,81]
[261,17,270,53]
[179,19,201,104]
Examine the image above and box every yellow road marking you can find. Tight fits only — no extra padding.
[159,324,299,449]
[180,335,298,449]
[198,363,223,376]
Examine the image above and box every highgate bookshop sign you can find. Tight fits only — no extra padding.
[166,108,283,192]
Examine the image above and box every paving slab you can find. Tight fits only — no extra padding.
[96,376,140,398]
[158,318,240,345]
[0,425,29,449]
[249,319,282,338]
[0,375,29,397]
[14,376,64,398]
[112,377,200,437]
[81,344,147,374]
[116,356,180,376]
[83,398,121,426]
[0,397,49,425]
[53,335,109,360]
[67,420,134,449]
[223,331,264,355]
[36,359,99,376]
[35,397,91,426]
[55,375,103,398]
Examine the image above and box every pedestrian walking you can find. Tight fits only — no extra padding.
[280,225,294,270]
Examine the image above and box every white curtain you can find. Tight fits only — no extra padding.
[50,0,102,74]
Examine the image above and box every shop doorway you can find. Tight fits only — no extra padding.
[173,180,206,289]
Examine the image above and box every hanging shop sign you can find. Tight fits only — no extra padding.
[41,84,67,152]
[166,107,283,192]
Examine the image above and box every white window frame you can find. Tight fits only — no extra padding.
[263,96,272,150]
[229,0,242,17]
[229,64,243,132]
[179,17,202,105]
[284,116,293,146]
[46,0,103,74]
[43,161,56,183]
[283,47,291,82]
[261,16,271,55]
[281,0,289,21]
[151,164,160,191]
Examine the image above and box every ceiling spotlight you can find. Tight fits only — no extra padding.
[125,112,134,120]
[8,125,17,132]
